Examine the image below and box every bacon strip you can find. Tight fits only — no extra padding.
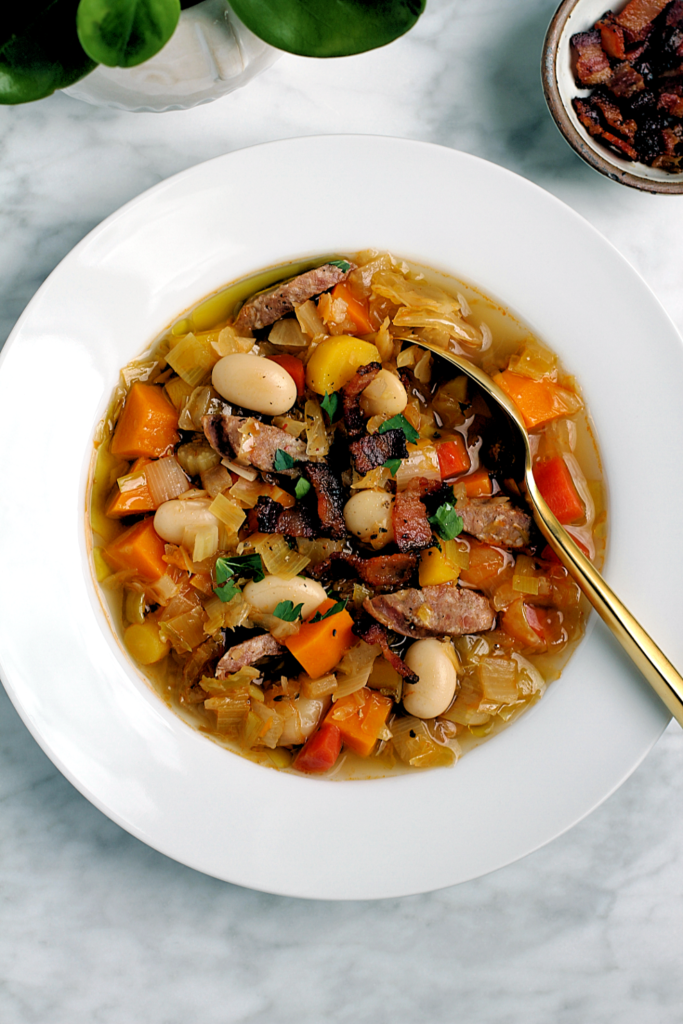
[256,495,318,537]
[342,362,381,439]
[352,612,418,683]
[392,487,433,552]
[349,428,407,474]
[302,462,347,539]
[310,551,418,592]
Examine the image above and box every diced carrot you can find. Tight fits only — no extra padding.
[534,455,584,524]
[462,467,493,498]
[111,383,180,459]
[325,687,393,758]
[293,723,343,773]
[436,437,471,479]
[331,281,374,334]
[267,354,305,397]
[459,539,511,591]
[102,516,167,581]
[284,598,355,678]
[105,458,156,517]
[493,370,582,430]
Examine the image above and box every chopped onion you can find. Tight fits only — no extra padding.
[332,641,380,700]
[269,319,308,347]
[221,458,257,482]
[212,325,254,357]
[166,332,219,386]
[117,468,148,494]
[300,673,338,699]
[295,300,327,340]
[390,716,458,768]
[477,657,519,704]
[351,466,391,490]
[271,415,307,438]
[395,443,440,490]
[145,456,190,506]
[205,689,250,734]
[254,535,310,580]
[200,464,232,498]
[208,493,246,533]
[178,386,224,431]
[159,605,207,653]
[304,398,329,458]
[229,477,263,508]
[188,524,219,563]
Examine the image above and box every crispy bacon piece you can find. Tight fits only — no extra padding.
[256,495,318,537]
[609,61,646,98]
[458,497,531,550]
[352,612,418,683]
[573,98,640,158]
[202,414,306,474]
[349,428,408,474]
[234,262,355,331]
[310,551,418,592]
[572,29,613,86]
[216,633,284,678]
[364,585,495,639]
[616,0,670,42]
[597,12,627,59]
[342,362,381,439]
[392,487,433,553]
[302,462,347,539]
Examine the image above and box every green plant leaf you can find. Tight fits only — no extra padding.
[428,503,463,541]
[0,0,96,105]
[273,600,304,622]
[273,448,297,472]
[229,0,426,58]
[76,0,180,68]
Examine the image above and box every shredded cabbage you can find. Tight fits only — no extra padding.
[254,535,310,580]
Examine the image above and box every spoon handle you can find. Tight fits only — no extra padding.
[528,485,683,727]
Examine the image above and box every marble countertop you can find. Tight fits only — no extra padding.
[1,1,682,1020]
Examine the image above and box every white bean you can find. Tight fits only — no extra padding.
[154,498,219,545]
[343,490,394,550]
[402,639,458,719]
[242,575,327,619]
[278,695,326,746]
[360,369,408,418]
[212,353,297,415]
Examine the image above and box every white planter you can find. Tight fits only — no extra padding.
[63,0,278,113]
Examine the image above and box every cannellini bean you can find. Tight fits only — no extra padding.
[212,353,297,415]
[360,369,408,418]
[278,695,327,746]
[153,498,219,545]
[243,575,327,619]
[343,490,394,550]
[402,639,458,719]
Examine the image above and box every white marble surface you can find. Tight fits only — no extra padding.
[1,0,683,1019]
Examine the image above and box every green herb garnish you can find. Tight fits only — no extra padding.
[383,458,402,477]
[295,477,312,500]
[273,600,304,622]
[320,391,340,422]
[378,414,419,445]
[309,599,348,623]
[273,448,297,472]
[328,259,352,273]
[213,553,265,602]
[428,503,464,541]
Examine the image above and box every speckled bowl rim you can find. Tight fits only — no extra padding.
[542,0,683,194]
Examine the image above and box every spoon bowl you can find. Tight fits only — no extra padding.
[411,337,683,727]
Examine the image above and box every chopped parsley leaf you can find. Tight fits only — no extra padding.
[328,259,352,273]
[320,391,340,423]
[378,414,419,445]
[213,553,265,601]
[429,503,464,541]
[383,458,402,477]
[295,477,312,500]
[273,600,304,622]
[273,448,297,472]
[309,599,348,623]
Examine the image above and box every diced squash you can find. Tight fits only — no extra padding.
[102,517,167,581]
[330,282,374,334]
[305,335,380,395]
[106,457,156,517]
[284,598,355,677]
[493,370,583,430]
[111,383,180,459]
[325,687,392,758]
[459,539,510,590]
[462,467,493,498]
[419,546,460,587]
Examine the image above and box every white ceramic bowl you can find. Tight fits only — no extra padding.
[542,0,683,193]
[0,137,680,899]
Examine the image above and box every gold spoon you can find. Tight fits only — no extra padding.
[410,337,683,727]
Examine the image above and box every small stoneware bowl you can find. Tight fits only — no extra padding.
[542,0,683,194]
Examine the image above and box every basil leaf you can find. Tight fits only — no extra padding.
[383,458,402,477]
[378,414,419,445]
[229,0,425,58]
[273,600,304,622]
[429,503,464,541]
[273,448,297,472]
[309,599,348,624]
[76,0,180,68]
[295,478,312,500]
[320,391,340,423]
[0,0,96,105]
